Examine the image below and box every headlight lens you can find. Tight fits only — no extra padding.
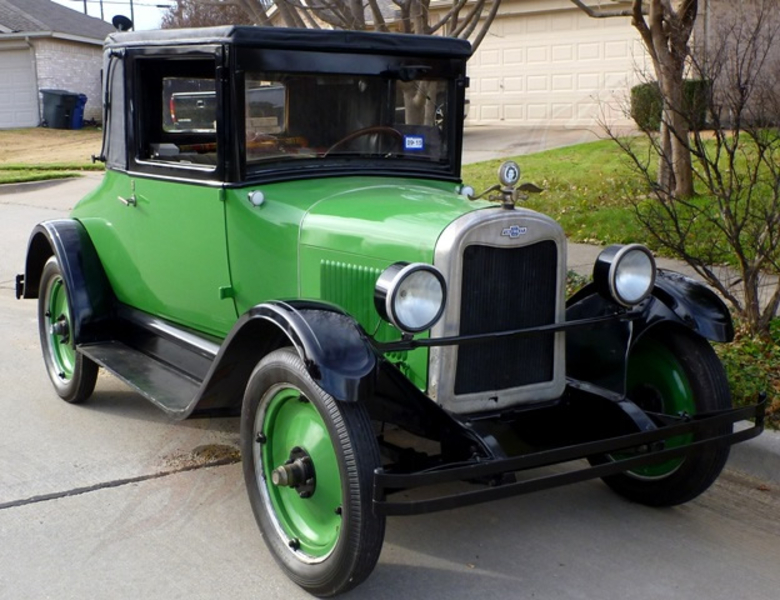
[375,263,447,333]
[593,244,656,307]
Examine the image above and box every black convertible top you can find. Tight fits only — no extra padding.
[106,26,472,59]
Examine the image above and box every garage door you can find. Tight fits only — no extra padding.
[0,47,39,129]
[467,8,647,127]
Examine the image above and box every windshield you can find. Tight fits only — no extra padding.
[243,72,451,169]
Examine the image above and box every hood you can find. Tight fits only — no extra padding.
[299,177,486,264]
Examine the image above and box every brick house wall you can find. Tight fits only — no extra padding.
[33,38,103,122]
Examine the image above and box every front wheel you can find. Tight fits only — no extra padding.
[600,328,732,507]
[241,348,385,597]
[37,256,98,404]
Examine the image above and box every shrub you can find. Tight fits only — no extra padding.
[630,83,664,131]
[630,80,711,131]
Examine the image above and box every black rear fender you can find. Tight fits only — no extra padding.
[20,220,115,344]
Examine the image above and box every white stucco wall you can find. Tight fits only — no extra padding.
[33,38,103,122]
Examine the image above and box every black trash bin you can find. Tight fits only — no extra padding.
[40,89,79,129]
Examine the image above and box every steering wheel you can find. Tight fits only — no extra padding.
[323,126,403,157]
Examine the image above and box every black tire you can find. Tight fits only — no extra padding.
[37,256,98,404]
[241,348,385,597]
[600,328,732,507]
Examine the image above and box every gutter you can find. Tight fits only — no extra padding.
[0,31,107,46]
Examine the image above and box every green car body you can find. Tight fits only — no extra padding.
[73,171,479,389]
[18,25,765,598]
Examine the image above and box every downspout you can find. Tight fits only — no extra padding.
[25,36,42,125]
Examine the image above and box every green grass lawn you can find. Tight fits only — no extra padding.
[0,163,103,184]
[463,140,649,246]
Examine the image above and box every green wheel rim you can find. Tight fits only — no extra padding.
[260,387,342,559]
[625,338,696,478]
[47,276,76,380]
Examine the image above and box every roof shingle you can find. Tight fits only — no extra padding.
[0,0,115,41]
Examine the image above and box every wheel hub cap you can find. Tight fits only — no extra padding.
[271,446,316,499]
[50,316,70,342]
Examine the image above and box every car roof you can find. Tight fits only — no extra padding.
[106,26,472,59]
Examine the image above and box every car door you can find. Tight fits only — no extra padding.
[104,49,236,337]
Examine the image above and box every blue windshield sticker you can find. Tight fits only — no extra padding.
[404,135,425,152]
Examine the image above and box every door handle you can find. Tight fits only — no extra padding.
[117,194,137,207]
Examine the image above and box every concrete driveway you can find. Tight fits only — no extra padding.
[1,173,779,600]
[462,125,602,164]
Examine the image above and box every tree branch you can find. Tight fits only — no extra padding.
[366,0,390,32]
[429,0,468,35]
[452,0,485,38]
[471,0,502,52]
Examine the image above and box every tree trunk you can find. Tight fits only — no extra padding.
[658,121,674,193]
[661,75,694,198]
[742,269,762,336]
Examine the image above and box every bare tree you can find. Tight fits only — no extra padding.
[162,0,255,28]
[165,1,502,127]
[607,0,780,336]
[571,1,697,199]
[177,0,501,53]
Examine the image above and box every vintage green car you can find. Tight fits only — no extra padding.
[17,26,765,596]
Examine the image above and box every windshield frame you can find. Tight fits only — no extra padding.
[232,46,467,184]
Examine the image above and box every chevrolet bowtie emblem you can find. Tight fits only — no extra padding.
[501,225,528,238]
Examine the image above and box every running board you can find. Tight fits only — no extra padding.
[76,305,223,419]
[80,340,200,417]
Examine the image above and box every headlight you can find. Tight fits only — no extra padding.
[374,263,447,333]
[593,244,656,307]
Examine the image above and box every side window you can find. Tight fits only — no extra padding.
[133,57,219,171]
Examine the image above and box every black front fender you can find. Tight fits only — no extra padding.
[646,269,734,342]
[566,269,733,393]
[194,300,376,412]
[20,219,115,344]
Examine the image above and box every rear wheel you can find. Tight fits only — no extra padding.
[37,256,98,404]
[601,328,732,507]
[241,348,384,597]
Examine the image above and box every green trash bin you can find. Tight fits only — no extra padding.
[40,89,79,129]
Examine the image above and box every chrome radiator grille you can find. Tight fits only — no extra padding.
[455,241,558,395]
[429,208,567,414]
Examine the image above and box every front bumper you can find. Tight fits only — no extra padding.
[373,397,766,516]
